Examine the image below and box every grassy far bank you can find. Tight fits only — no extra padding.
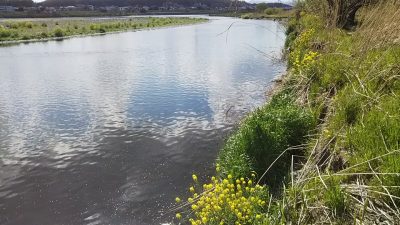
[173,0,400,224]
[0,17,207,43]
[240,3,295,20]
[241,9,294,20]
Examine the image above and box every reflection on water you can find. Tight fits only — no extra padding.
[0,16,285,225]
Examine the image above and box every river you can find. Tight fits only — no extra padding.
[0,16,285,225]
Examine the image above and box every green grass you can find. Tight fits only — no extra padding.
[0,17,207,43]
[241,10,294,20]
[217,90,316,191]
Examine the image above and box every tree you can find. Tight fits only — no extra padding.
[326,0,377,28]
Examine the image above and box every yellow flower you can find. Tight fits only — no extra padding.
[175,197,181,203]
[176,213,182,220]
[256,214,261,219]
[189,186,195,193]
[228,174,233,179]
[192,174,198,182]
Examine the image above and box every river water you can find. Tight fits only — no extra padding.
[0,16,285,225]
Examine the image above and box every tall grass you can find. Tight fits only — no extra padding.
[278,0,400,223]
[218,90,315,191]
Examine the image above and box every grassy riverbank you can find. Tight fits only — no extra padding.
[210,10,294,20]
[0,17,207,43]
[174,0,400,224]
[240,10,294,20]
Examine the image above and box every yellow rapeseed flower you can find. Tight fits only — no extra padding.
[175,197,181,203]
[176,213,182,220]
[192,174,198,182]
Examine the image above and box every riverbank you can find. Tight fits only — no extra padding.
[174,1,400,224]
[0,17,207,44]
[240,10,294,20]
[209,10,294,20]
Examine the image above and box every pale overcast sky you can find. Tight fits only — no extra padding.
[32,0,294,4]
[247,0,293,3]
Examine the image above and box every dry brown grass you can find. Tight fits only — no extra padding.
[357,0,400,48]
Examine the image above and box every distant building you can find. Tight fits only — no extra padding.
[65,6,77,11]
[119,6,130,12]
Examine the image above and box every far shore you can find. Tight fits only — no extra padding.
[0,17,208,46]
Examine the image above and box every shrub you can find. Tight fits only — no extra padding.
[53,28,65,37]
[264,8,282,15]
[40,32,49,38]
[89,24,97,30]
[22,35,30,40]
[0,26,12,38]
[98,27,106,33]
[241,13,251,19]
[26,22,33,29]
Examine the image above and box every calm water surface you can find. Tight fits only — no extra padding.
[0,16,285,225]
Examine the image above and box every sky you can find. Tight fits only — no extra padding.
[247,0,293,3]
[32,0,294,3]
